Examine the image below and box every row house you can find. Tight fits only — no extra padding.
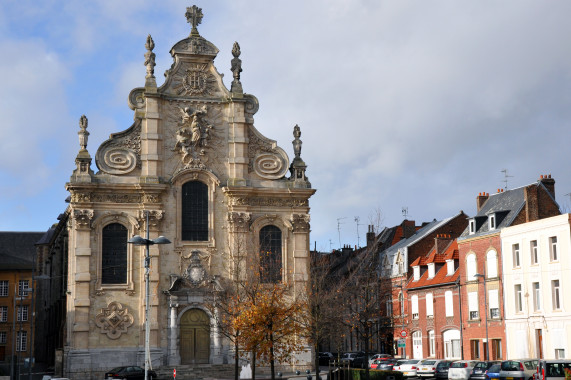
[501,213,571,360]
[0,232,44,369]
[407,236,463,360]
[456,175,560,361]
[379,211,468,358]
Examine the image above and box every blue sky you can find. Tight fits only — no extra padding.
[1,1,570,251]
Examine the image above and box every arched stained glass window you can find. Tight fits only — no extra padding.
[182,181,208,241]
[102,223,127,284]
[259,225,282,283]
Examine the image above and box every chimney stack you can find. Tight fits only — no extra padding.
[540,174,555,198]
[366,225,376,247]
[477,192,489,212]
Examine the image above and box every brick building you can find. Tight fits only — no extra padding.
[407,236,463,360]
[457,175,560,361]
[379,211,468,358]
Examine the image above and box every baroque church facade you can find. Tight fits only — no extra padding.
[64,6,314,377]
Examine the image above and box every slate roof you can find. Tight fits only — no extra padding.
[0,231,44,270]
[459,180,557,239]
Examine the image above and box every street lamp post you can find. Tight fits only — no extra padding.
[394,279,405,359]
[474,272,489,360]
[127,211,170,380]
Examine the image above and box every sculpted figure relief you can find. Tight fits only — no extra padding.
[174,105,213,163]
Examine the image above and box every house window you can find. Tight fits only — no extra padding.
[489,289,500,319]
[17,306,28,322]
[468,291,479,320]
[0,281,8,297]
[446,259,455,276]
[533,282,541,311]
[445,290,454,317]
[428,263,435,279]
[0,306,7,322]
[18,280,30,297]
[488,214,496,230]
[411,295,419,319]
[552,280,561,310]
[549,236,558,261]
[181,181,208,241]
[515,284,523,313]
[16,331,27,352]
[530,240,538,265]
[467,254,477,281]
[413,266,420,281]
[470,339,480,359]
[487,250,498,278]
[426,292,434,317]
[386,299,393,316]
[491,339,502,360]
[469,219,476,234]
[0,331,6,344]
[398,260,404,275]
[512,244,520,268]
[555,349,565,359]
[259,225,282,283]
[429,330,435,357]
[101,223,128,285]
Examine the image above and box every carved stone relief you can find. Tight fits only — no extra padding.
[228,212,251,232]
[138,210,165,231]
[172,63,216,97]
[228,196,308,208]
[94,301,134,339]
[183,250,208,286]
[95,121,141,175]
[70,192,160,204]
[173,105,213,163]
[73,209,94,229]
[291,214,310,232]
[247,128,288,179]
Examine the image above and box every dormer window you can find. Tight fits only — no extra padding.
[413,266,420,281]
[488,214,496,230]
[446,259,455,276]
[428,263,435,279]
[469,219,476,235]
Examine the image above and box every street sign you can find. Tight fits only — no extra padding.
[173,368,176,379]
[400,329,407,338]
[397,338,406,348]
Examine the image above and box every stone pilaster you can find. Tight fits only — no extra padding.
[227,101,248,186]
[140,94,161,183]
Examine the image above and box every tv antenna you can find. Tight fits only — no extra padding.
[337,217,346,248]
[329,239,333,251]
[354,216,363,248]
[402,207,409,219]
[501,169,514,190]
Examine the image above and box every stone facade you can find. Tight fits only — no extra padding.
[63,6,314,379]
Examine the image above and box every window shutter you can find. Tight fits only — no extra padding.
[411,295,419,314]
[468,292,478,312]
[445,291,454,316]
[489,289,499,310]
[426,293,434,316]
[487,251,498,278]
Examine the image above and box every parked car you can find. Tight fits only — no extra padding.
[340,352,367,368]
[104,366,157,380]
[319,352,335,366]
[397,359,424,378]
[369,354,393,367]
[393,359,410,372]
[372,358,398,370]
[418,359,445,378]
[449,360,479,380]
[486,364,502,380]
[471,361,501,380]
[500,359,538,380]
[536,360,571,380]
[435,360,453,379]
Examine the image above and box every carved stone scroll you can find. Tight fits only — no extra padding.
[95,301,135,339]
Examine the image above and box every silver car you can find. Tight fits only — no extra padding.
[499,359,538,380]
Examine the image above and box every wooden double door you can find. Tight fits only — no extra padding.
[180,309,210,364]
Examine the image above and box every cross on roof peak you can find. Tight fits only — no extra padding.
[185,5,203,36]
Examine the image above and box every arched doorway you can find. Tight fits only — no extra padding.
[180,309,210,364]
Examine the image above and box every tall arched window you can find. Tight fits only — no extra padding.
[102,223,127,284]
[181,181,208,241]
[467,254,477,281]
[486,250,498,278]
[259,225,282,283]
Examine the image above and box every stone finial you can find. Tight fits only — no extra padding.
[292,124,302,159]
[185,5,203,36]
[144,34,156,79]
[230,41,243,94]
[78,115,89,151]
